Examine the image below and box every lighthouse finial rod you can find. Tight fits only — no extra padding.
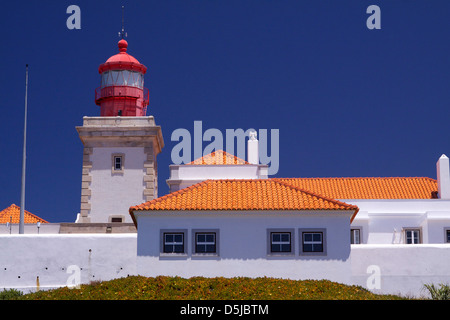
[119,6,127,39]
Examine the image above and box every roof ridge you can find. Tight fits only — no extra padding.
[273,179,359,211]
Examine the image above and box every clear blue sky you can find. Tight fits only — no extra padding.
[1,1,450,223]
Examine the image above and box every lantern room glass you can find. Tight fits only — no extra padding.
[101,70,144,89]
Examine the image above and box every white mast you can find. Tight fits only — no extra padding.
[19,64,29,234]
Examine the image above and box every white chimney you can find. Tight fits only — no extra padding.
[247,131,259,165]
[437,154,450,199]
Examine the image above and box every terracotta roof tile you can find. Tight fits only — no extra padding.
[275,177,438,199]
[187,150,249,165]
[0,204,48,224]
[130,179,358,224]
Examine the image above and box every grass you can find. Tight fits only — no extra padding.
[423,283,450,300]
[14,275,406,300]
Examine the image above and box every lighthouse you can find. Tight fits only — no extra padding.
[95,39,148,117]
[75,37,164,224]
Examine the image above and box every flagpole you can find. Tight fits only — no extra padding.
[19,64,28,234]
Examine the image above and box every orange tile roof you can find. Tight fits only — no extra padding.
[0,204,48,224]
[275,177,438,200]
[130,179,359,224]
[187,150,249,165]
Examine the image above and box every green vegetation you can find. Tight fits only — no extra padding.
[423,283,450,300]
[13,276,405,300]
[0,288,24,300]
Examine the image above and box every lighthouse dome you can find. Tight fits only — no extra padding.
[99,39,147,74]
[95,38,150,116]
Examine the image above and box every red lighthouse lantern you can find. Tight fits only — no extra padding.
[95,39,149,116]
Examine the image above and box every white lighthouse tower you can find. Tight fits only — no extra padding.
[75,36,164,224]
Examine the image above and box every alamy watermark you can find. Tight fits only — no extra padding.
[66,265,81,289]
[66,5,81,30]
[366,5,381,30]
[171,121,280,175]
[366,265,381,290]
[66,5,380,31]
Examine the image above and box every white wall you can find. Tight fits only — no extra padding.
[351,244,450,298]
[1,233,450,297]
[348,199,450,244]
[0,234,137,293]
[167,164,268,192]
[90,147,146,223]
[135,211,354,285]
[0,223,61,234]
[174,164,265,180]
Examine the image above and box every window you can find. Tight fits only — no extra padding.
[446,229,450,243]
[267,229,294,255]
[111,153,124,173]
[114,156,122,170]
[351,228,361,244]
[303,232,323,252]
[160,229,187,255]
[163,233,185,253]
[192,229,219,256]
[271,232,291,252]
[101,70,144,88]
[404,228,421,244]
[110,217,123,223]
[299,228,327,255]
[195,232,216,253]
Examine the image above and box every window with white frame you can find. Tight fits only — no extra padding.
[303,232,323,252]
[271,232,291,252]
[404,228,421,244]
[351,228,361,244]
[299,229,327,255]
[193,231,218,254]
[160,230,187,254]
[267,229,294,255]
[164,233,184,253]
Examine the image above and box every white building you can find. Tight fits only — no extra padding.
[131,178,358,284]
[126,131,450,296]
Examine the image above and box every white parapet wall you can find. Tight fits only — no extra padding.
[350,244,450,298]
[0,223,61,235]
[1,233,450,298]
[0,234,137,293]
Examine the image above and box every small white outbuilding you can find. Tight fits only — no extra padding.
[130,178,359,284]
